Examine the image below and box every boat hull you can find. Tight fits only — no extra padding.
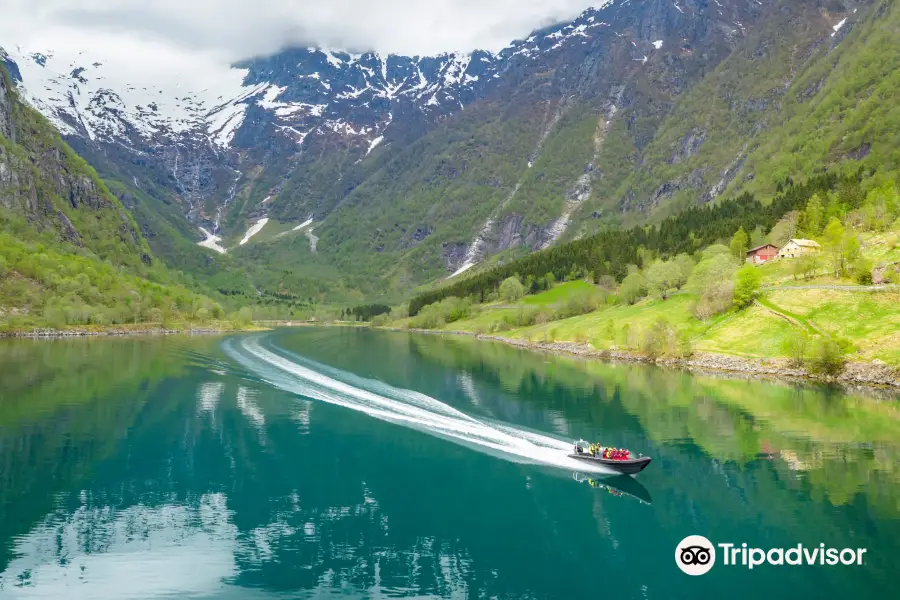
[567,454,652,475]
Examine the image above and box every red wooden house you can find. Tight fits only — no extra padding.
[746,244,779,265]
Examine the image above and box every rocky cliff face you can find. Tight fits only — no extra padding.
[0,0,878,292]
[0,62,150,265]
[0,57,15,144]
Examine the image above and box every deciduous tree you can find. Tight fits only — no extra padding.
[646,260,681,300]
[730,226,749,260]
[499,276,525,302]
[733,265,762,309]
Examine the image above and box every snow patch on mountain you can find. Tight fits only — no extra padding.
[831,18,848,36]
[5,45,251,145]
[198,228,227,254]
[240,217,270,245]
[366,136,384,155]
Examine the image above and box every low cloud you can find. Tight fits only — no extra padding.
[1,0,605,60]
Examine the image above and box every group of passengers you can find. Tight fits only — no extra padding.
[588,444,631,460]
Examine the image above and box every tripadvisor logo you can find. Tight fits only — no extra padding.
[676,535,716,576]
[675,535,867,575]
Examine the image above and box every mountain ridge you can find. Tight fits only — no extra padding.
[2,0,885,303]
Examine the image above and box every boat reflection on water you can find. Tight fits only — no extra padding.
[573,472,653,506]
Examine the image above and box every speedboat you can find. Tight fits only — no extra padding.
[568,439,651,475]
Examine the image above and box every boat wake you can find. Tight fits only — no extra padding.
[222,335,616,475]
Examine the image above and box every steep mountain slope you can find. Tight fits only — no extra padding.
[3,0,892,302]
[0,63,151,266]
[0,64,224,328]
[285,0,871,289]
[575,0,882,226]
[735,0,900,197]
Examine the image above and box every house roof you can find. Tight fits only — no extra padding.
[746,244,779,254]
[789,239,821,248]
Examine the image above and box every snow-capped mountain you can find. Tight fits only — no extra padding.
[1,5,635,159]
[2,43,514,227]
[4,0,857,284]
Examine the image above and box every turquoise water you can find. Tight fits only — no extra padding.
[0,327,898,599]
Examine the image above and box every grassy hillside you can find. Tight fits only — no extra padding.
[395,276,900,367]
[386,180,900,374]
[0,65,243,330]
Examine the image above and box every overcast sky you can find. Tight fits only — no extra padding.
[0,0,606,60]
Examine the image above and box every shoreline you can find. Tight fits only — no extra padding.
[0,325,262,339]
[6,321,897,389]
[388,327,900,390]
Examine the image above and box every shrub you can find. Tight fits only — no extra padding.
[501,307,542,328]
[673,253,694,288]
[409,297,472,329]
[620,272,647,305]
[43,305,67,329]
[781,331,810,367]
[807,338,847,377]
[639,324,666,359]
[693,281,734,320]
[677,331,694,359]
[556,290,604,319]
[792,253,820,280]
[853,258,873,285]
[689,253,738,319]
[236,306,254,326]
[596,275,617,291]
[633,319,691,359]
[409,308,444,329]
[534,307,555,324]
[732,265,762,310]
[211,304,225,320]
[371,314,391,327]
[603,320,615,342]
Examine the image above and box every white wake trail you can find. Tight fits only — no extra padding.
[224,337,615,474]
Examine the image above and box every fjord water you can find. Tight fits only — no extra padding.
[0,329,898,599]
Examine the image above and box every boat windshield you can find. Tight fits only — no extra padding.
[574,439,591,450]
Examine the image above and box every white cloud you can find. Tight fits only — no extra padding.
[0,0,608,60]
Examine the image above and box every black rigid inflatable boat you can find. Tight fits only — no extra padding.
[568,439,652,475]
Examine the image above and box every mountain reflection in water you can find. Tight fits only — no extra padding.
[0,329,897,599]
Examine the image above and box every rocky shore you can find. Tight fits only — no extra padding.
[397,328,900,389]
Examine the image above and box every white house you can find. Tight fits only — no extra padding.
[777,239,821,259]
